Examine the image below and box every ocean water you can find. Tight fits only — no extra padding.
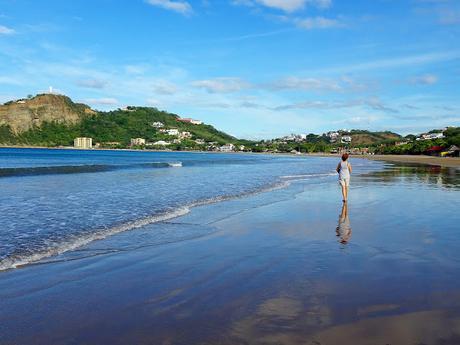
[0,148,382,271]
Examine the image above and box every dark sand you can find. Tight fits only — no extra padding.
[1,163,460,344]
[366,154,460,168]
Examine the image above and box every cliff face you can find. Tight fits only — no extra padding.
[0,94,95,133]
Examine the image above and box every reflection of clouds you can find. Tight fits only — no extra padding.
[232,303,460,344]
[359,164,460,190]
[357,303,400,316]
[231,294,333,344]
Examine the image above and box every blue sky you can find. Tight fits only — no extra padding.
[0,0,459,139]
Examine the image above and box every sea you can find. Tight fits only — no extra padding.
[0,148,382,271]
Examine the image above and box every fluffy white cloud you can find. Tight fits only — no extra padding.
[146,0,192,15]
[0,25,14,35]
[255,0,307,12]
[191,78,250,93]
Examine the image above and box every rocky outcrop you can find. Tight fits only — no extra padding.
[0,94,95,133]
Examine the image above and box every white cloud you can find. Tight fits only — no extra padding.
[237,0,332,12]
[0,76,22,85]
[76,79,107,89]
[147,98,162,106]
[191,78,250,93]
[0,25,14,35]
[409,74,439,85]
[273,97,398,113]
[153,80,178,95]
[124,64,149,75]
[437,6,460,25]
[146,0,192,15]
[268,76,342,91]
[84,98,119,105]
[294,16,344,29]
[314,50,460,74]
[255,0,308,12]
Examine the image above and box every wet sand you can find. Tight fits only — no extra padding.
[365,154,460,168]
[1,163,460,344]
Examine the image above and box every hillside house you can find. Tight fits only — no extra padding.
[426,146,444,156]
[131,138,146,146]
[160,129,179,136]
[341,136,352,144]
[179,131,192,139]
[220,143,235,152]
[177,118,202,125]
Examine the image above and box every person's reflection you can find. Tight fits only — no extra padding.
[336,202,352,244]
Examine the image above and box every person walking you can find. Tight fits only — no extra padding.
[336,153,352,202]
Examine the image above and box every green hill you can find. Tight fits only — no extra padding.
[0,95,237,148]
[346,130,401,145]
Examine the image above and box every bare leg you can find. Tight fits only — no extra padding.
[341,183,346,202]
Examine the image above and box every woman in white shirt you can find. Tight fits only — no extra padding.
[336,153,352,202]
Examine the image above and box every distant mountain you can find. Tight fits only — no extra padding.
[0,94,237,147]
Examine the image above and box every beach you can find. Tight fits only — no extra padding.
[1,151,459,344]
[365,154,460,168]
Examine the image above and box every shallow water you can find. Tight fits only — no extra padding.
[0,153,459,345]
[0,148,381,271]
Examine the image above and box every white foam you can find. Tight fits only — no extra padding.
[167,162,182,167]
[0,207,190,271]
[0,178,293,272]
[281,172,336,179]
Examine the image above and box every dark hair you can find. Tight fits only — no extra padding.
[341,153,349,161]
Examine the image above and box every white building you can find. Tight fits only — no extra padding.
[152,122,164,128]
[341,136,352,144]
[152,140,171,146]
[74,137,93,149]
[429,133,445,139]
[160,129,180,136]
[220,143,235,152]
[131,138,146,146]
[195,139,205,145]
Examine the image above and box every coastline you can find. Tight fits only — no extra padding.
[362,154,460,168]
[2,145,460,168]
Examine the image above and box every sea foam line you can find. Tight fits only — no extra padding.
[0,177,297,271]
[0,207,190,271]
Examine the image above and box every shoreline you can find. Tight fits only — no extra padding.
[361,154,460,168]
[2,145,459,168]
